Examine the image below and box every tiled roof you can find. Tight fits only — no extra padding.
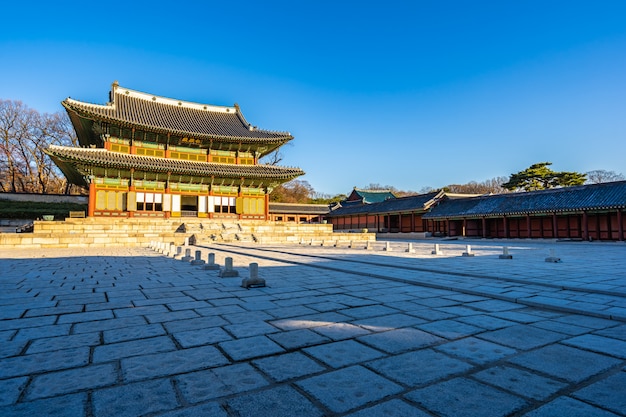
[269,203,330,215]
[327,191,443,217]
[45,145,304,181]
[62,83,292,143]
[348,188,397,204]
[423,181,626,219]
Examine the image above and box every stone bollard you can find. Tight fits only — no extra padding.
[431,244,443,255]
[545,249,562,263]
[384,241,392,251]
[310,239,314,246]
[219,257,239,277]
[462,245,475,257]
[181,248,193,262]
[406,242,415,253]
[499,246,513,259]
[191,250,206,265]
[365,240,372,250]
[168,244,177,258]
[203,252,220,270]
[242,262,266,288]
[184,237,190,246]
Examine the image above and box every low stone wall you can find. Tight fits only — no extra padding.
[0,193,88,204]
[376,232,432,240]
[0,218,376,248]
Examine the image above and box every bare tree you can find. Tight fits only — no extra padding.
[0,99,78,194]
[444,176,509,194]
[586,170,625,184]
[260,149,283,166]
[0,100,29,192]
[270,179,314,203]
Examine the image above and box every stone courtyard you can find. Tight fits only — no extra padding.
[1,239,625,416]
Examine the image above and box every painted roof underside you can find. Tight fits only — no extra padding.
[45,145,304,183]
[62,84,292,143]
[327,191,443,217]
[423,181,626,219]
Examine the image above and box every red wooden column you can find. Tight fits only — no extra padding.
[482,217,487,238]
[503,216,508,238]
[88,182,96,217]
[526,215,531,238]
[128,168,135,218]
[446,219,451,236]
[552,213,558,238]
[618,209,624,241]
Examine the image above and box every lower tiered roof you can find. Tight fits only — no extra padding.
[45,145,304,187]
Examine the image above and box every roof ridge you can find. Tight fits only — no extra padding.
[111,82,237,114]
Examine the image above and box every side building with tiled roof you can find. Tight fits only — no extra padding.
[328,182,625,241]
[268,203,330,223]
[327,190,447,233]
[47,82,304,219]
[423,181,626,241]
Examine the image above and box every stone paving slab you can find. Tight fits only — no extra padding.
[1,240,626,416]
[405,377,529,417]
[296,365,403,414]
[225,385,324,417]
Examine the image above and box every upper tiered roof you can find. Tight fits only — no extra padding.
[62,82,293,148]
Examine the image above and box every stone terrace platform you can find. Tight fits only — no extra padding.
[0,218,374,248]
[1,240,625,416]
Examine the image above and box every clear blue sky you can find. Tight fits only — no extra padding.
[2,1,625,196]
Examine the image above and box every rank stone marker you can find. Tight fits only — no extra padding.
[384,241,392,251]
[545,249,562,263]
[219,257,239,277]
[242,263,266,288]
[190,250,205,265]
[499,246,513,259]
[462,245,475,257]
[432,243,443,255]
[181,248,193,262]
[203,253,220,270]
[406,242,415,253]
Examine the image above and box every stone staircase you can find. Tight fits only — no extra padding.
[0,218,375,248]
